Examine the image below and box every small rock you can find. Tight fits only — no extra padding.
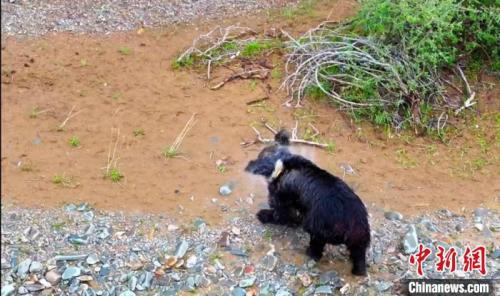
[129,276,138,291]
[232,287,246,296]
[297,271,312,287]
[62,266,81,280]
[239,276,256,288]
[119,291,136,296]
[86,254,99,265]
[164,256,177,268]
[384,211,403,221]
[78,275,93,282]
[45,270,62,284]
[167,225,179,231]
[473,208,488,223]
[275,289,292,296]
[16,259,32,278]
[261,255,277,271]
[38,279,51,288]
[492,249,500,259]
[489,223,500,232]
[32,136,42,145]
[474,223,484,232]
[375,281,393,292]
[174,240,189,258]
[340,163,355,175]
[315,285,333,294]
[186,255,197,269]
[68,234,89,245]
[219,181,235,196]
[24,284,44,292]
[229,246,247,257]
[231,226,240,236]
[218,231,230,247]
[17,286,28,295]
[1,284,16,296]
[403,225,418,254]
[29,261,43,273]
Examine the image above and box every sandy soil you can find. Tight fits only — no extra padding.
[1,0,499,225]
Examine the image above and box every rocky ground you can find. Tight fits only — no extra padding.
[1,0,297,37]
[1,198,499,296]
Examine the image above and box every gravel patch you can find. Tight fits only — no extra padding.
[2,202,498,295]
[1,0,298,37]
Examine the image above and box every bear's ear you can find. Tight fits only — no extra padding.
[275,130,290,146]
[270,159,284,180]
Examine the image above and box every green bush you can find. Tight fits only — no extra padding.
[353,0,499,70]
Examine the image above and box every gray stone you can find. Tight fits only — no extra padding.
[86,254,99,265]
[45,270,61,284]
[239,276,256,287]
[16,259,32,277]
[29,261,43,273]
[62,266,81,280]
[54,254,88,261]
[129,276,138,291]
[186,255,197,269]
[1,284,16,296]
[143,272,153,288]
[24,284,44,292]
[219,182,234,196]
[119,291,136,296]
[83,211,94,221]
[492,249,500,259]
[261,255,278,271]
[375,281,393,292]
[68,234,89,245]
[32,136,42,145]
[232,287,246,296]
[17,286,28,295]
[384,211,403,221]
[315,285,333,294]
[474,208,488,223]
[174,240,189,258]
[229,246,247,257]
[275,289,292,296]
[403,225,418,254]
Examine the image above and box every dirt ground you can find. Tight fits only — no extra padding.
[1,0,499,225]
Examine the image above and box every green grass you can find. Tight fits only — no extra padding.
[111,92,121,100]
[163,147,179,158]
[106,168,124,182]
[133,128,145,137]
[395,148,417,168]
[19,161,34,172]
[51,221,66,231]
[118,47,132,55]
[216,163,227,173]
[52,174,75,187]
[68,136,80,147]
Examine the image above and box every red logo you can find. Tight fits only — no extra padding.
[409,244,488,276]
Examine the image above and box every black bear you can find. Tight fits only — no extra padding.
[245,130,370,276]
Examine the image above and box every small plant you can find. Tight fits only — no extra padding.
[216,163,226,173]
[106,168,124,182]
[325,141,336,154]
[80,59,88,67]
[163,147,179,158]
[133,128,145,137]
[263,229,273,241]
[118,47,132,55]
[52,174,76,188]
[29,106,50,119]
[111,92,121,100]
[395,148,417,168]
[19,160,34,172]
[163,114,197,159]
[248,80,258,91]
[68,136,80,147]
[51,221,66,231]
[171,55,195,69]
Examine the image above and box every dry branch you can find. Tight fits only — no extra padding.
[58,105,82,130]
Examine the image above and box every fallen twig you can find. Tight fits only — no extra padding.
[209,68,269,90]
[165,113,197,157]
[105,128,120,176]
[246,97,269,105]
[244,122,329,149]
[58,105,82,130]
[455,66,476,115]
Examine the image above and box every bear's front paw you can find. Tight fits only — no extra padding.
[256,209,275,224]
[306,246,323,261]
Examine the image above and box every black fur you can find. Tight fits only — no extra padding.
[245,130,371,276]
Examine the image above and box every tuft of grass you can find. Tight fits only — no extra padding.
[68,136,81,148]
[248,80,258,91]
[216,163,226,173]
[171,55,195,69]
[51,221,66,231]
[395,148,417,168]
[118,47,132,55]
[29,107,40,119]
[133,128,145,137]
[111,92,121,100]
[263,229,273,241]
[106,168,124,182]
[163,147,179,158]
[52,174,76,187]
